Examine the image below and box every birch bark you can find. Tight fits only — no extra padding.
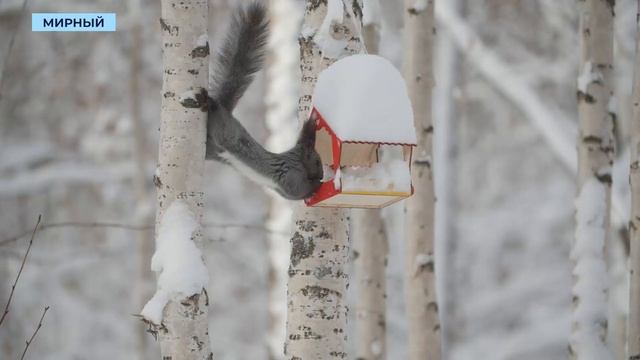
[285,1,363,359]
[151,0,212,358]
[352,6,388,358]
[402,1,441,359]
[352,209,387,360]
[628,0,640,357]
[570,0,615,358]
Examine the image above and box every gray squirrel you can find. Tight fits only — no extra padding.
[204,3,323,200]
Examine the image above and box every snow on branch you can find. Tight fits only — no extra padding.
[141,200,209,324]
[436,4,627,228]
[409,0,429,14]
[570,178,612,360]
[577,61,603,94]
[436,4,576,172]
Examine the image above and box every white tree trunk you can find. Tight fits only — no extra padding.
[152,0,212,358]
[352,209,388,360]
[434,0,462,353]
[265,0,303,358]
[285,1,363,359]
[352,8,388,359]
[403,1,441,359]
[570,0,615,359]
[628,1,640,358]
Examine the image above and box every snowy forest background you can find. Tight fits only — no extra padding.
[0,0,635,359]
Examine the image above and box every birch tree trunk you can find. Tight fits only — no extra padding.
[403,1,441,359]
[285,1,363,359]
[152,0,211,358]
[352,5,388,358]
[434,0,463,353]
[352,209,388,360]
[265,0,303,358]
[570,0,615,358]
[628,1,640,358]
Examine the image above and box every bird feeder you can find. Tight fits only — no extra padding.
[305,54,417,209]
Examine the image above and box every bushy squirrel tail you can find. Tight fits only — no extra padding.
[211,2,269,110]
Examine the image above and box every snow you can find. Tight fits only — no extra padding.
[313,0,348,59]
[264,0,302,153]
[414,253,433,274]
[323,165,336,182]
[608,95,617,114]
[570,178,612,360]
[411,0,428,12]
[363,0,382,26]
[141,200,209,324]
[340,159,411,193]
[577,61,603,94]
[438,3,629,229]
[0,143,55,173]
[334,167,342,190]
[313,54,417,144]
[6,1,636,359]
[178,89,199,104]
[0,161,134,197]
[196,33,208,47]
[437,4,577,173]
[370,340,382,355]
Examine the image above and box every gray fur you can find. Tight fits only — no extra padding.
[206,3,323,200]
[211,2,269,110]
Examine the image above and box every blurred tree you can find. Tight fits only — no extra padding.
[352,205,388,360]
[284,1,362,359]
[434,0,463,352]
[402,0,441,359]
[352,1,389,358]
[127,0,155,358]
[264,0,302,358]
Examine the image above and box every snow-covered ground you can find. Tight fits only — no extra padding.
[0,0,637,359]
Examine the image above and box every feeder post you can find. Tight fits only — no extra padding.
[284,1,363,359]
[403,0,442,359]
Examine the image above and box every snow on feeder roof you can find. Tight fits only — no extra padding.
[305,54,417,209]
[312,54,417,145]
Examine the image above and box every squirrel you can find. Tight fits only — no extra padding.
[204,2,323,200]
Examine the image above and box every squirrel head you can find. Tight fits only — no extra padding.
[275,119,323,200]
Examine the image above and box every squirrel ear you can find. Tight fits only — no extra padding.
[298,118,317,148]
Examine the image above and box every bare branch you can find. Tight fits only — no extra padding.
[20,305,49,360]
[0,221,150,247]
[0,220,288,247]
[0,215,40,326]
